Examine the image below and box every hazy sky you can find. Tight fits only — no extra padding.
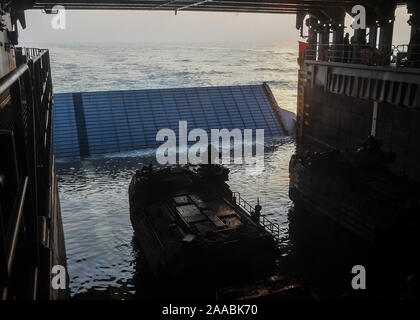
[19,10,299,43]
[19,7,411,44]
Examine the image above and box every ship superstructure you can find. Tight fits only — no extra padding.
[0,7,67,299]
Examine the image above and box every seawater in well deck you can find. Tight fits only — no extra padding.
[53,84,287,158]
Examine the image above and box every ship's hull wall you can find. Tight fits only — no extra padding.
[299,64,420,182]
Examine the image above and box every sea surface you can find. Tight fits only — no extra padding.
[23,41,299,298]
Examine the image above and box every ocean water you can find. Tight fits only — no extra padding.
[30,41,298,113]
[26,41,299,298]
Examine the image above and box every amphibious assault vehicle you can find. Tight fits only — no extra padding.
[129,164,279,287]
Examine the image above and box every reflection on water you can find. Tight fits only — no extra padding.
[56,137,295,299]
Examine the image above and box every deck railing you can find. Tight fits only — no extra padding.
[260,215,280,245]
[303,43,420,68]
[232,191,254,215]
[232,192,280,245]
[0,47,57,299]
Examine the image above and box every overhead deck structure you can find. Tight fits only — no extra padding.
[10,1,402,16]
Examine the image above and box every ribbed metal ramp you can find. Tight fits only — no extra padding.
[53,84,288,158]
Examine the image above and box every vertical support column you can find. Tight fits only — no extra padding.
[409,6,420,40]
[0,175,10,295]
[369,25,378,48]
[333,23,344,45]
[371,101,379,137]
[319,22,330,61]
[378,17,395,66]
[306,17,318,61]
[296,61,309,143]
[332,13,345,62]
[352,28,366,63]
[407,0,420,67]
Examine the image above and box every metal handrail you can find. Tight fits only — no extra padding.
[0,47,55,299]
[231,191,280,244]
[392,44,420,68]
[232,191,254,215]
[260,215,280,244]
[6,177,28,276]
[303,43,420,68]
[0,64,29,94]
[17,47,48,61]
[304,43,391,66]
